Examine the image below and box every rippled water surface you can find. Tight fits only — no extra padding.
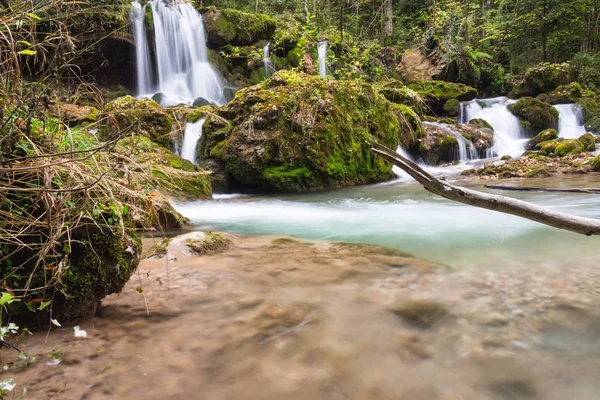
[175,176,600,269]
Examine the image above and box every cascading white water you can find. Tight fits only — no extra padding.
[263,41,273,78]
[180,119,205,164]
[132,0,226,107]
[318,41,328,77]
[554,104,586,139]
[424,122,478,162]
[460,97,526,158]
[130,1,153,95]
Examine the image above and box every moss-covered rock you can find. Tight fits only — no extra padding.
[443,98,460,117]
[418,124,460,165]
[508,63,575,98]
[6,226,140,325]
[374,80,427,115]
[104,96,173,148]
[526,129,559,150]
[543,82,585,104]
[536,133,596,157]
[468,118,493,131]
[202,8,276,47]
[408,80,477,115]
[580,96,600,133]
[199,71,413,192]
[507,97,559,135]
[455,124,494,157]
[116,135,212,201]
[50,103,99,126]
[592,155,600,172]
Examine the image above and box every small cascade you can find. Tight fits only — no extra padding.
[131,0,226,107]
[460,97,526,158]
[180,119,205,164]
[554,104,586,139]
[263,41,274,78]
[130,1,153,95]
[318,41,328,77]
[424,122,478,162]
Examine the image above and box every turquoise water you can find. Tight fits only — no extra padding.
[174,177,600,269]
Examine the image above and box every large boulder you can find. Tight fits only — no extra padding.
[418,124,460,165]
[454,124,494,157]
[202,8,276,48]
[541,82,585,104]
[508,63,575,98]
[536,133,596,156]
[198,71,420,192]
[374,80,427,115]
[407,80,477,115]
[104,96,173,148]
[526,129,558,150]
[507,97,559,135]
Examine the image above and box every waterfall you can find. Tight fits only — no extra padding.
[318,41,328,77]
[130,1,153,95]
[461,97,526,158]
[424,122,478,162]
[180,119,205,164]
[131,0,226,107]
[554,104,586,139]
[263,41,273,78]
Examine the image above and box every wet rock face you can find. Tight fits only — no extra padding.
[455,124,494,157]
[418,124,460,165]
[199,70,418,192]
[507,97,559,135]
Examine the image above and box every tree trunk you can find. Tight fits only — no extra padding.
[255,0,259,13]
[383,0,393,39]
[370,142,600,236]
[313,0,317,19]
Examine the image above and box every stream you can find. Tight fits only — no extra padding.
[174,176,600,270]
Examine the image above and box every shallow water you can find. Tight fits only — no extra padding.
[175,176,600,270]
[6,236,600,400]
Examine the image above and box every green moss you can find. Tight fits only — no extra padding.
[202,7,276,46]
[525,166,551,178]
[509,62,575,97]
[554,139,584,156]
[544,82,584,104]
[443,99,460,117]
[527,129,558,150]
[408,80,477,114]
[185,233,232,255]
[468,118,493,131]
[592,155,600,172]
[104,96,173,148]
[507,97,559,134]
[578,133,596,151]
[200,71,401,192]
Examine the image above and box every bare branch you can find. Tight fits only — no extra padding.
[371,142,600,236]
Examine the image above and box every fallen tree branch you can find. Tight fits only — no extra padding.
[371,142,600,236]
[484,185,600,194]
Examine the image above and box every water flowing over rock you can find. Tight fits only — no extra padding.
[554,104,586,139]
[460,97,526,158]
[130,1,153,95]
[180,119,205,164]
[131,0,226,106]
[263,41,274,78]
[318,41,328,77]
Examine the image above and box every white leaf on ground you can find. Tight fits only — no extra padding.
[73,325,88,338]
